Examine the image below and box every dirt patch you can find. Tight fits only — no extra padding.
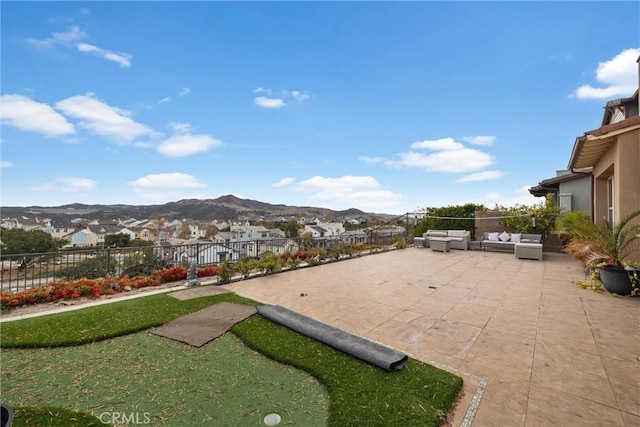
[149,302,257,347]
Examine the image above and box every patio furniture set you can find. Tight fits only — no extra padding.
[414,230,543,260]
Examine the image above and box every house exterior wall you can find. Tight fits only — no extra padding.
[591,129,640,262]
[558,175,592,215]
[592,131,640,225]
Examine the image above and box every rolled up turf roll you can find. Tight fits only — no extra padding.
[257,304,408,371]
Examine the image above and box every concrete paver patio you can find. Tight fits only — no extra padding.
[224,247,640,426]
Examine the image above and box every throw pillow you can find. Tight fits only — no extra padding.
[498,231,510,242]
[510,233,522,243]
[488,232,499,242]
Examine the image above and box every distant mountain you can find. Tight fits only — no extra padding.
[1,195,394,223]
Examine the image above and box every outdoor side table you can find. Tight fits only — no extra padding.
[514,242,543,260]
[430,237,452,252]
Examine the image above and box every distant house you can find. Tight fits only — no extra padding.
[251,238,300,257]
[174,241,241,265]
[69,228,99,247]
[304,222,344,238]
[368,225,406,242]
[1,216,48,232]
[529,168,593,216]
[133,227,156,241]
[340,230,368,245]
[305,225,328,238]
[221,225,270,241]
[268,228,286,238]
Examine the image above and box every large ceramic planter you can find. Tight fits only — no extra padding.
[599,266,636,296]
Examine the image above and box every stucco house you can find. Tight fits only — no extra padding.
[529,168,593,216]
[567,63,639,260]
[568,89,639,226]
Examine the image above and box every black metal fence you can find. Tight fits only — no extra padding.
[1,232,407,293]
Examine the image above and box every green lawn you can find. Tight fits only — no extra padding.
[0,289,463,426]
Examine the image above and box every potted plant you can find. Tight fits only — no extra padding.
[561,209,640,296]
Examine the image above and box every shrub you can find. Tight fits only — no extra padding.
[159,267,188,282]
[197,265,219,278]
[216,260,234,284]
[0,275,163,310]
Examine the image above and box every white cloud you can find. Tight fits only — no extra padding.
[27,25,132,68]
[0,94,75,137]
[1,161,14,168]
[387,148,495,173]
[128,173,207,202]
[461,135,496,146]
[272,177,296,188]
[179,87,191,97]
[273,175,403,209]
[168,122,193,134]
[369,136,496,173]
[479,186,539,208]
[157,133,222,157]
[77,43,132,67]
[158,97,170,104]
[30,177,97,193]
[291,90,310,101]
[410,138,464,151]
[571,48,640,99]
[27,26,86,48]
[359,156,386,164]
[253,87,311,108]
[55,93,156,142]
[254,96,286,109]
[456,170,505,183]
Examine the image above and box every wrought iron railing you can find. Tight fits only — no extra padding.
[1,231,407,293]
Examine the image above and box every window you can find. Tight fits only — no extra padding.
[607,176,614,223]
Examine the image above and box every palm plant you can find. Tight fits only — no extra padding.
[564,210,640,270]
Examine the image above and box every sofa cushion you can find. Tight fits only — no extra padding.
[487,232,499,241]
[510,233,522,243]
[448,230,467,238]
[498,231,510,242]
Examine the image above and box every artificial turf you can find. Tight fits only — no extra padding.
[2,333,328,426]
[0,289,463,426]
[0,292,259,348]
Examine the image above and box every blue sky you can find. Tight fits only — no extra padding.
[1,1,639,215]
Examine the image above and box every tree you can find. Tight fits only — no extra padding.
[178,220,191,240]
[413,203,485,238]
[150,213,164,242]
[104,234,131,248]
[0,228,58,265]
[205,224,219,238]
[58,255,117,279]
[285,220,299,238]
[498,194,560,238]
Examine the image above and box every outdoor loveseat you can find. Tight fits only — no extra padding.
[480,232,542,252]
[422,229,471,250]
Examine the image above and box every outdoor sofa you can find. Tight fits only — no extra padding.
[480,232,542,252]
[422,230,471,250]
